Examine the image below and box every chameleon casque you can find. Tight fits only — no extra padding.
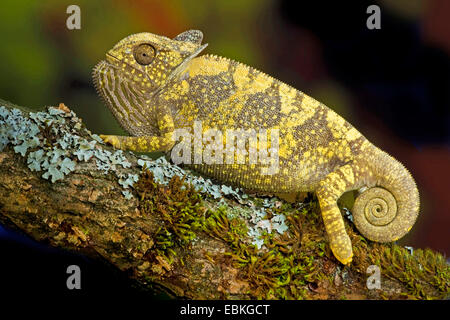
[93,30,420,265]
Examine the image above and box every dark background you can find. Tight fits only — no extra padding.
[0,0,448,296]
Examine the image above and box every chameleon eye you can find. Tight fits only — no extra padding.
[133,44,155,65]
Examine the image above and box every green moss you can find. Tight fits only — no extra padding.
[204,196,449,300]
[372,246,449,299]
[203,199,327,299]
[350,219,450,299]
[134,169,206,263]
[134,169,449,300]
[204,205,248,246]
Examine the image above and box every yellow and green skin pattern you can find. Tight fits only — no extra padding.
[93,30,420,265]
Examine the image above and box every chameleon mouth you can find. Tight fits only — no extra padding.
[166,43,208,84]
[105,52,122,65]
[104,52,135,72]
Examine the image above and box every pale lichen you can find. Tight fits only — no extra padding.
[0,105,131,188]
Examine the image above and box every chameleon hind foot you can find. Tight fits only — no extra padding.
[316,163,357,265]
[320,204,354,265]
[329,232,353,265]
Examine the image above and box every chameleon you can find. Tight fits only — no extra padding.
[93,30,420,265]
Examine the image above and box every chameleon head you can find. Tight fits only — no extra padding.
[93,30,207,105]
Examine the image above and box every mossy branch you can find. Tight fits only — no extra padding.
[0,99,448,300]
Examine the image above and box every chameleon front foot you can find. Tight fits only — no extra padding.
[100,134,174,152]
[100,134,123,149]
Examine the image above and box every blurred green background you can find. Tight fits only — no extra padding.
[0,0,276,136]
[0,0,449,294]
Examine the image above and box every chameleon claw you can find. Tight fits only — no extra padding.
[99,134,122,149]
[337,252,353,265]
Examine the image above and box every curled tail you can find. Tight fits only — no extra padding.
[353,147,420,243]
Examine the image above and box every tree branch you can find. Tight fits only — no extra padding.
[0,99,448,299]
